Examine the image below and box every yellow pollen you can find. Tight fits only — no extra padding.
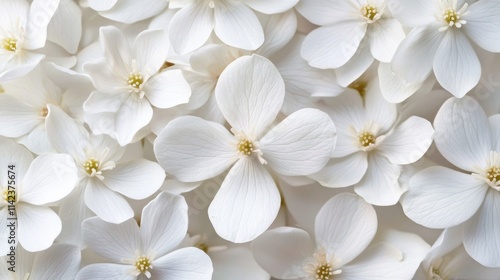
[443,8,459,25]
[83,159,99,175]
[348,81,367,98]
[159,61,175,72]
[2,38,17,52]
[315,264,334,280]
[487,166,500,183]
[195,242,209,253]
[358,131,376,147]
[237,139,254,156]
[2,188,15,204]
[361,5,378,21]
[135,256,152,275]
[128,73,144,89]
[40,107,48,117]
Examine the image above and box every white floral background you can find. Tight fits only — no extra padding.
[1,0,500,279]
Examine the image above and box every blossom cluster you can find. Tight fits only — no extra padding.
[0,0,500,279]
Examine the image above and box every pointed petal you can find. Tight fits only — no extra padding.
[25,0,61,50]
[154,116,236,182]
[334,42,375,87]
[45,105,88,158]
[58,184,92,247]
[0,94,40,138]
[364,78,398,133]
[310,152,368,188]
[98,26,131,75]
[114,94,153,146]
[132,29,169,73]
[434,96,492,172]
[208,157,280,243]
[463,0,500,53]
[257,11,297,57]
[151,247,213,280]
[144,70,191,109]
[433,30,481,98]
[17,204,61,252]
[378,62,424,103]
[369,18,405,63]
[84,179,134,224]
[216,54,285,138]
[402,166,487,228]
[315,193,377,266]
[47,0,82,54]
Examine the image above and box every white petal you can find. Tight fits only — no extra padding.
[45,105,88,158]
[295,0,357,26]
[214,1,264,50]
[169,2,214,55]
[463,189,500,267]
[99,0,168,24]
[84,179,134,224]
[18,123,55,155]
[334,41,375,87]
[0,94,40,138]
[0,52,45,82]
[364,78,398,133]
[463,0,500,53]
[0,137,33,184]
[434,96,493,172]
[260,108,336,176]
[208,157,280,243]
[114,94,153,146]
[378,62,423,103]
[392,25,444,83]
[140,192,188,257]
[76,263,135,280]
[490,114,500,151]
[83,61,126,93]
[154,116,236,182]
[369,18,406,63]
[132,29,169,73]
[87,0,117,11]
[253,227,313,279]
[145,70,191,109]
[310,152,368,188]
[58,184,92,247]
[17,204,61,252]
[211,247,270,280]
[315,193,377,266]
[378,116,434,165]
[354,153,403,206]
[25,0,60,50]
[30,244,81,279]
[301,22,367,69]
[47,0,82,54]
[20,153,77,205]
[98,26,131,75]
[82,217,139,262]
[389,0,435,27]
[402,166,487,228]
[433,30,481,98]
[244,0,298,14]
[215,54,284,138]
[257,11,297,57]
[151,247,213,280]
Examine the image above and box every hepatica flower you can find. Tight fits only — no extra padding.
[154,55,336,243]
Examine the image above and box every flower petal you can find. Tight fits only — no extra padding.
[295,0,357,26]
[47,0,82,54]
[154,116,236,182]
[369,18,405,63]
[378,62,424,103]
[315,193,377,267]
[17,204,61,252]
[309,152,368,188]
[490,114,500,151]
[208,157,280,243]
[244,0,299,14]
[98,26,131,76]
[463,0,500,53]
[151,247,213,280]
[132,29,169,73]
[334,41,374,87]
[99,0,168,24]
[84,179,134,224]
[252,227,314,279]
[144,70,191,109]
[0,94,40,138]
[402,166,487,228]
[25,0,60,50]
[389,0,435,27]
[215,54,284,138]
[30,244,81,279]
[114,93,153,146]
[260,108,336,176]
[211,247,270,280]
[76,263,135,280]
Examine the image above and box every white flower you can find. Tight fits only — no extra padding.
[168,0,299,54]
[392,0,500,97]
[401,96,500,267]
[252,193,429,280]
[154,54,336,243]
[84,26,191,146]
[86,0,168,24]
[310,78,434,206]
[76,192,213,280]
[45,105,165,247]
[0,0,60,81]
[0,137,77,253]
[0,244,81,280]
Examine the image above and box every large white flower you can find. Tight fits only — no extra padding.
[154,54,336,243]
[86,0,168,24]
[0,0,60,81]
[84,26,191,145]
[168,0,299,54]
[310,78,434,206]
[0,137,77,253]
[401,96,500,267]
[76,192,213,280]
[252,193,429,280]
[391,0,500,97]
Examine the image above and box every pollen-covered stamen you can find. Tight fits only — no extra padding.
[348,81,367,98]
[83,158,100,175]
[135,256,153,278]
[316,264,334,279]
[2,37,17,52]
[2,188,15,204]
[40,107,48,117]
[237,139,254,156]
[304,248,342,280]
[128,72,144,90]
[437,0,469,31]
[361,5,379,21]
[487,166,500,183]
[358,131,376,147]
[472,151,500,190]
[231,128,267,164]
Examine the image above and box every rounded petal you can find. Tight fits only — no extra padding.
[83,61,126,93]
[364,78,398,133]
[98,26,131,76]
[211,247,270,280]
[140,192,188,257]
[30,244,81,280]
[47,0,82,54]
[402,166,487,228]
[84,179,134,224]
[82,217,140,262]
[244,0,299,14]
[214,2,264,50]
[208,157,280,243]
[252,227,314,279]
[151,247,213,280]
[378,116,434,165]
[25,0,61,50]
[114,94,153,146]
[378,62,424,103]
[315,193,377,267]
[215,54,285,138]
[309,152,368,188]
[154,116,236,182]
[433,30,481,98]
[334,41,375,87]
[260,108,336,176]
[0,94,40,138]
[17,204,61,252]
[87,0,117,11]
[20,153,77,205]
[295,0,358,26]
[463,0,500,53]
[369,18,406,63]
[132,29,169,73]
[389,0,435,27]
[99,0,168,24]
[0,135,34,182]
[434,96,492,172]
[76,263,135,280]
[301,22,367,69]
[463,189,500,267]
[144,69,191,109]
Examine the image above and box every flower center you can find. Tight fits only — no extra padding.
[2,188,15,205]
[316,264,335,280]
[361,5,378,21]
[128,72,144,90]
[437,1,469,31]
[237,139,254,156]
[348,81,367,98]
[486,166,500,183]
[83,158,100,175]
[40,107,48,117]
[304,248,342,280]
[135,256,153,278]
[358,131,376,147]
[2,37,17,52]
[428,266,447,280]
